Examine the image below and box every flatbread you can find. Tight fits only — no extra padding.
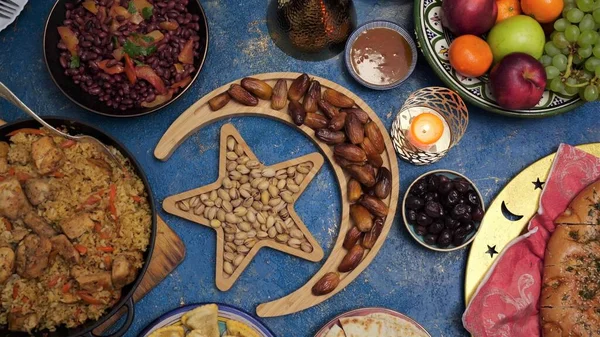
[541,307,600,337]
[181,304,219,337]
[555,180,600,224]
[148,326,185,337]
[541,202,600,337]
[366,313,428,337]
[324,324,346,337]
[340,317,390,337]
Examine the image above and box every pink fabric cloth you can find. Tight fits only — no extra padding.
[462,144,600,337]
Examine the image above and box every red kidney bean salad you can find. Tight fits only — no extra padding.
[57,0,202,111]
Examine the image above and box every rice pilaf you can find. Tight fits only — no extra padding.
[0,128,151,333]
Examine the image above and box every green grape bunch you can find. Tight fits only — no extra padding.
[541,0,600,101]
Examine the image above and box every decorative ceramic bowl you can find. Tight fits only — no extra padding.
[414,0,584,118]
[43,0,209,117]
[344,20,417,90]
[402,170,485,252]
[138,303,276,337]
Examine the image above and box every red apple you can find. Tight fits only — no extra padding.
[442,0,498,36]
[489,53,547,110]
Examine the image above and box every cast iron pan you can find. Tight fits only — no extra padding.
[0,117,157,337]
[43,0,209,117]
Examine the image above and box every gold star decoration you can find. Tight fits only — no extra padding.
[163,124,325,291]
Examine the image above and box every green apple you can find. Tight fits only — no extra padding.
[486,15,545,63]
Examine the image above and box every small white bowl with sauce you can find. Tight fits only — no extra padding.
[344,21,418,90]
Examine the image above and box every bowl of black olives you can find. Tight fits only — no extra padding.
[402,170,485,252]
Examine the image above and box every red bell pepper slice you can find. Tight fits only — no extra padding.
[178,39,194,65]
[62,282,71,293]
[82,0,98,14]
[74,244,88,255]
[57,26,79,56]
[77,291,104,305]
[48,276,61,288]
[60,139,76,148]
[7,128,45,137]
[135,66,167,94]
[97,60,124,75]
[108,184,118,221]
[97,246,114,253]
[171,76,192,90]
[124,54,137,85]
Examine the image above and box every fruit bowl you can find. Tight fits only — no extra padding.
[414,0,584,118]
[402,170,485,252]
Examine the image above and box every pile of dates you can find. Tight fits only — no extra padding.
[209,73,392,296]
[405,173,484,249]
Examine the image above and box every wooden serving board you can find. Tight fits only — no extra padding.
[154,72,400,318]
[163,123,325,291]
[95,216,186,333]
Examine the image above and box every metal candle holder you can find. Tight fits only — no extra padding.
[390,87,469,166]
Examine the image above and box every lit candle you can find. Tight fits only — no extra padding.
[408,112,445,149]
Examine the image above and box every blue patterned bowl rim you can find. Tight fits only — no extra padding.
[344,20,418,90]
[137,303,276,337]
[414,0,584,118]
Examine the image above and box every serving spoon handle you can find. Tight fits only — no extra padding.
[0,81,125,170]
[0,82,77,140]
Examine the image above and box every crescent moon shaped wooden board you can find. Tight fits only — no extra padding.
[155,72,400,317]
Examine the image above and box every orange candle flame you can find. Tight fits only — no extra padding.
[409,112,444,146]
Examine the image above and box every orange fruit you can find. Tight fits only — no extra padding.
[521,0,564,24]
[448,35,493,78]
[496,0,521,23]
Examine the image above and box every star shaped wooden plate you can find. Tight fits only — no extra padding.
[163,124,325,291]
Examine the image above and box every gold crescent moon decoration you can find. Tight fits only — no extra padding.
[154,72,400,317]
[464,143,600,303]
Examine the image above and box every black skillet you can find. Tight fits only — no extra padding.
[0,117,157,337]
[43,0,209,117]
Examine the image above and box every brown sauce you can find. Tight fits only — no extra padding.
[351,27,413,86]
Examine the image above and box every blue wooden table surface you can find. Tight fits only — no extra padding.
[1,1,599,336]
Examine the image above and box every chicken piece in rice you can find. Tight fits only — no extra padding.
[30,137,64,175]
[0,178,30,220]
